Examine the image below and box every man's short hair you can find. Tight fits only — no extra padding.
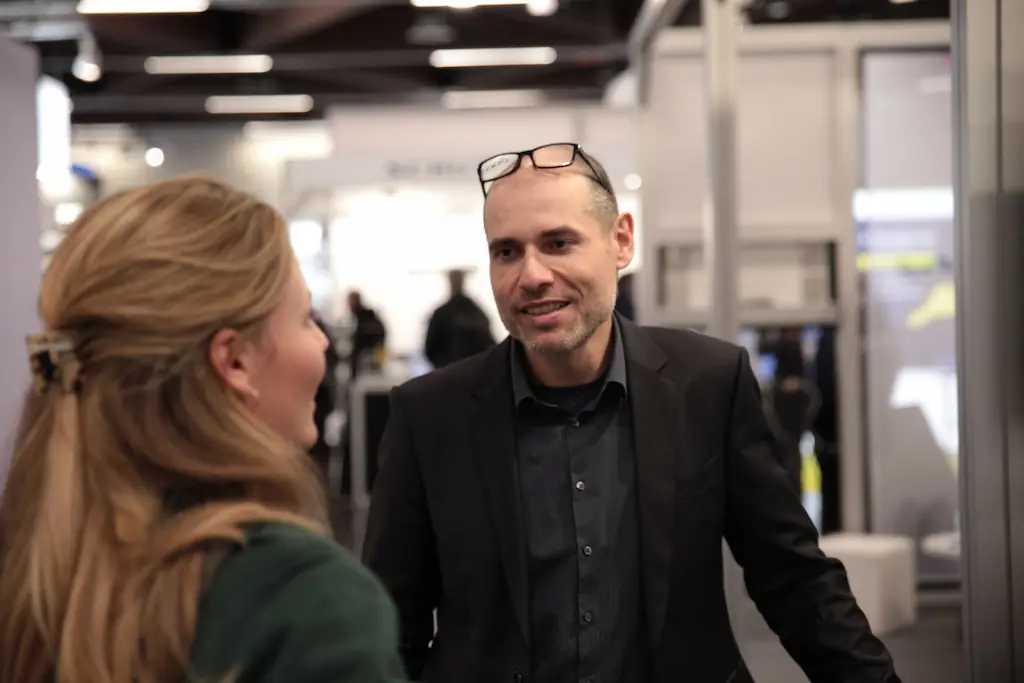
[576,149,619,221]
[483,147,620,223]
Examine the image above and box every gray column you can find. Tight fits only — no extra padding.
[952,0,1024,681]
[0,37,42,491]
[701,0,745,638]
[702,0,740,344]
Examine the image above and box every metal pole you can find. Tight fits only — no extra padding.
[701,0,745,642]
[702,0,740,344]
[952,0,1024,679]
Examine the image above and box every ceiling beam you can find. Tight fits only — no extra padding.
[627,0,691,56]
[0,1,78,20]
[297,68,430,93]
[86,14,221,52]
[43,43,628,72]
[242,0,385,51]
[483,5,617,44]
[67,84,607,116]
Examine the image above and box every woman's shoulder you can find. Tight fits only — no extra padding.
[192,522,405,683]
[206,522,377,597]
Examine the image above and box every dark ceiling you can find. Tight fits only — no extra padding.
[1,0,949,125]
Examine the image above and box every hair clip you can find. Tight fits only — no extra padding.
[26,333,81,394]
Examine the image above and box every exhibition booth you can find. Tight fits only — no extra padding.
[25,17,959,589]
[644,20,955,584]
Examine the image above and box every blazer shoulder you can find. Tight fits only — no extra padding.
[640,325,744,365]
[394,345,495,403]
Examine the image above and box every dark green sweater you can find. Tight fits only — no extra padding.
[190,523,407,683]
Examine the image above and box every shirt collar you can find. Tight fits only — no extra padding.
[510,317,628,409]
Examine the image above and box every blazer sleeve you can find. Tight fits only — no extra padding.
[362,388,442,680]
[722,348,901,683]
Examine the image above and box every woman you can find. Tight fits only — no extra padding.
[0,177,406,683]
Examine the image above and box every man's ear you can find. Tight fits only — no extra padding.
[612,212,635,270]
[208,328,258,401]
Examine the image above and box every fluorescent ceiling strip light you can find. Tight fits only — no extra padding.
[430,46,556,68]
[853,187,954,222]
[411,0,526,7]
[145,54,273,75]
[205,94,314,115]
[442,89,545,109]
[78,0,209,13]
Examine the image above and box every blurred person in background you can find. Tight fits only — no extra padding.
[0,177,406,683]
[364,143,897,683]
[424,268,495,369]
[311,313,341,481]
[614,272,636,321]
[346,290,387,379]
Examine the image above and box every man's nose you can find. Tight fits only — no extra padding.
[518,250,554,291]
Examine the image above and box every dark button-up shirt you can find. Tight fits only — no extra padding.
[511,323,649,683]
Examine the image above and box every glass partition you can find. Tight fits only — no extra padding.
[859,50,957,585]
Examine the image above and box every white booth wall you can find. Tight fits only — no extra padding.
[286,107,642,361]
[70,121,334,206]
[645,21,954,581]
[0,36,43,487]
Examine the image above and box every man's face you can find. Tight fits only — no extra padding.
[483,167,634,355]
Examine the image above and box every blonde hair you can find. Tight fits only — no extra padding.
[0,176,327,683]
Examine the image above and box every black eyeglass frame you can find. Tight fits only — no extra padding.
[475,142,613,197]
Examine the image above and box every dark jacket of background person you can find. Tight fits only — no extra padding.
[424,293,495,369]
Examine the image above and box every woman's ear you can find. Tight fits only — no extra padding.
[208,328,259,402]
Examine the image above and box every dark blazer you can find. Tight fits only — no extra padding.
[363,321,898,683]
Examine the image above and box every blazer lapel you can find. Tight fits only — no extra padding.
[469,339,531,645]
[620,319,678,649]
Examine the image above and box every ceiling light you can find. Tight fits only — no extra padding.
[54,202,83,226]
[205,94,314,115]
[145,147,165,167]
[526,0,558,16]
[144,54,273,75]
[71,55,101,82]
[430,46,556,68]
[411,0,526,7]
[77,0,209,13]
[441,89,545,109]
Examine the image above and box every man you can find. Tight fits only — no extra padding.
[424,269,495,369]
[363,143,898,683]
[345,290,387,380]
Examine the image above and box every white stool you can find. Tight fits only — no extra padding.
[818,533,917,635]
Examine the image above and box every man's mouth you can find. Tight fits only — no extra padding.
[520,301,570,316]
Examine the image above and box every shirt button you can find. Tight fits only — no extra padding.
[575,480,586,492]
[582,545,593,556]
[569,417,579,427]
[582,611,593,624]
